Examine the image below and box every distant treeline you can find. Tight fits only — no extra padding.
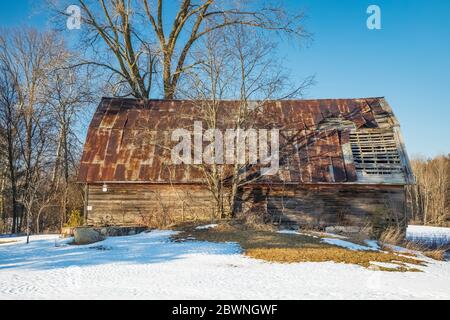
[407,155,450,227]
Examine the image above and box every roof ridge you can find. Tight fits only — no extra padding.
[100,97,386,103]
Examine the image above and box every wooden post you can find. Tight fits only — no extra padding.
[83,184,88,224]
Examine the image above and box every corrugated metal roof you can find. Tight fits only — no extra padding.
[78,97,404,184]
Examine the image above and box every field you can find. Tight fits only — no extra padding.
[0,225,449,300]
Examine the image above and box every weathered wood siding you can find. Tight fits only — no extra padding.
[86,183,406,233]
[86,184,216,226]
[262,185,406,232]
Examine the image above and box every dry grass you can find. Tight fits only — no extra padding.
[379,227,405,246]
[173,221,323,249]
[0,240,18,245]
[404,242,449,261]
[172,222,426,272]
[421,249,447,261]
[246,247,425,271]
[378,227,448,262]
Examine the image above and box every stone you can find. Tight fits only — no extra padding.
[74,228,105,245]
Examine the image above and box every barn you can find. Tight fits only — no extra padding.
[78,97,414,234]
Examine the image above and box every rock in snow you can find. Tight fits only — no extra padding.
[74,228,105,245]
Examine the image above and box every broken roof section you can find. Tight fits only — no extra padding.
[78,97,414,185]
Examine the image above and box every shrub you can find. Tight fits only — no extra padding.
[0,219,5,234]
[379,226,405,246]
[65,210,83,228]
[421,248,447,261]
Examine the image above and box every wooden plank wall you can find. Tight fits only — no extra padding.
[86,183,406,232]
[262,185,406,231]
[86,184,216,226]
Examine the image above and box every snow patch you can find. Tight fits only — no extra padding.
[364,240,381,251]
[369,261,402,270]
[316,232,348,239]
[322,238,374,251]
[278,230,300,235]
[195,224,218,230]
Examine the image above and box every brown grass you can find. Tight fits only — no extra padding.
[245,247,425,271]
[0,240,18,245]
[173,222,324,249]
[421,249,447,261]
[379,227,405,246]
[378,226,448,262]
[404,242,449,261]
[172,222,426,272]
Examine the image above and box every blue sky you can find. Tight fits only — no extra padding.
[0,0,449,158]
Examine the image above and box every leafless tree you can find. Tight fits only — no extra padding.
[0,28,95,238]
[179,24,313,219]
[53,0,308,99]
[4,30,65,242]
[0,58,20,233]
[47,55,96,229]
[408,155,450,226]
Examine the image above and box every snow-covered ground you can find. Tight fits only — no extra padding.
[321,238,374,251]
[407,225,450,247]
[1,230,450,300]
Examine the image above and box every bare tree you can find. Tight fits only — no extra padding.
[0,28,94,238]
[0,58,20,233]
[8,30,66,241]
[179,25,313,219]
[47,56,96,229]
[53,0,308,99]
[408,155,450,226]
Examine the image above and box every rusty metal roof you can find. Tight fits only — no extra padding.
[78,97,405,184]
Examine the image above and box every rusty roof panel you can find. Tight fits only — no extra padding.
[78,97,404,184]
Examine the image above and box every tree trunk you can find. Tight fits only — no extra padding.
[7,133,18,233]
[62,124,69,224]
[0,170,6,232]
[10,180,18,233]
[163,53,174,99]
[26,207,30,244]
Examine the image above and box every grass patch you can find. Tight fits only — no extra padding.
[173,221,323,248]
[172,222,426,272]
[0,240,18,245]
[422,249,447,261]
[379,227,449,262]
[379,227,405,246]
[405,242,449,261]
[246,247,424,271]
